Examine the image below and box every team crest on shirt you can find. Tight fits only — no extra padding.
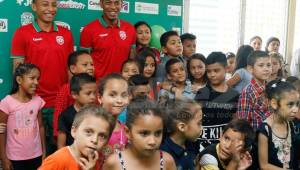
[119,30,127,40]
[56,36,64,45]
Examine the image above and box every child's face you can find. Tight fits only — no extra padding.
[126,114,163,157]
[189,59,206,80]
[18,68,40,96]
[226,57,236,74]
[267,41,280,52]
[184,108,203,142]
[122,62,140,81]
[132,85,151,99]
[143,56,156,78]
[167,62,186,83]
[250,57,272,82]
[250,38,262,51]
[271,57,280,75]
[218,128,245,161]
[162,35,183,57]
[73,83,97,106]
[98,79,129,116]
[71,54,94,76]
[206,63,226,86]
[32,0,57,24]
[273,91,300,121]
[136,25,151,46]
[71,116,111,158]
[182,39,196,58]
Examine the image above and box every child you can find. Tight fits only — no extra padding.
[159,58,195,100]
[97,73,130,157]
[136,47,160,100]
[180,33,197,59]
[57,73,97,149]
[156,30,184,82]
[121,59,140,81]
[128,74,151,99]
[187,53,207,93]
[53,50,94,137]
[0,63,45,170]
[102,98,176,170]
[194,52,240,150]
[160,99,203,170]
[226,52,236,77]
[39,105,116,170]
[268,52,284,81]
[265,37,280,53]
[226,45,254,93]
[250,36,262,51]
[134,21,161,63]
[258,79,299,169]
[197,119,255,170]
[236,51,272,130]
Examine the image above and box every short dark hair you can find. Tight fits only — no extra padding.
[121,59,141,73]
[128,74,149,95]
[134,21,152,32]
[180,33,196,43]
[223,119,255,149]
[160,30,179,47]
[136,47,157,77]
[206,52,227,67]
[70,73,96,94]
[67,50,90,68]
[126,97,163,129]
[265,37,280,52]
[226,52,235,60]
[98,73,128,96]
[247,50,269,66]
[250,36,262,44]
[72,105,116,138]
[165,58,183,74]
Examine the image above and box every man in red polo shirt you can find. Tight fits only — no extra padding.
[80,0,136,79]
[11,0,74,154]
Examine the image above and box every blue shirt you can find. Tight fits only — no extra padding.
[160,137,199,170]
[159,80,195,99]
[117,108,127,124]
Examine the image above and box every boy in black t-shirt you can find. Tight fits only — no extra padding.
[195,52,240,150]
[57,73,97,148]
[197,119,255,170]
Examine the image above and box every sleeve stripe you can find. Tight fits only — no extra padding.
[11,56,25,59]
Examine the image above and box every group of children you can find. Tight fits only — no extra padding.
[0,2,300,169]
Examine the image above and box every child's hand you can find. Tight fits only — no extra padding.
[0,123,6,134]
[191,84,201,93]
[2,157,12,170]
[79,150,99,170]
[237,151,252,170]
[160,82,171,91]
[230,139,252,170]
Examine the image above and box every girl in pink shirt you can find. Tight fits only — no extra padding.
[0,63,46,170]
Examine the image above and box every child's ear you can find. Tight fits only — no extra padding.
[167,74,172,81]
[124,126,131,139]
[270,98,278,110]
[71,126,76,138]
[97,94,102,104]
[31,3,37,12]
[16,76,22,85]
[162,46,168,54]
[247,65,253,74]
[71,91,78,100]
[176,122,187,132]
[69,65,76,74]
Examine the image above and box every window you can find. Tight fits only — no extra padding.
[293,0,300,52]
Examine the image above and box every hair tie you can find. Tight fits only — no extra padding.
[271,83,277,88]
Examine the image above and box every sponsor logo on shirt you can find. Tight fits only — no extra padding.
[55,21,71,30]
[33,37,43,41]
[0,19,8,32]
[57,0,85,9]
[119,31,126,40]
[21,12,34,26]
[56,36,64,45]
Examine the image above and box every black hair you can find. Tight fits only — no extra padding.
[180,33,196,44]
[226,52,235,60]
[67,50,90,68]
[98,73,128,96]
[134,21,152,32]
[265,79,296,101]
[72,104,116,138]
[223,119,255,149]
[206,52,227,67]
[158,99,201,135]
[234,45,254,71]
[165,58,183,74]
[247,50,269,67]
[265,37,280,52]
[11,63,40,94]
[160,30,179,47]
[136,47,157,77]
[186,53,207,82]
[286,76,299,84]
[128,74,150,97]
[121,59,141,73]
[70,73,96,94]
[250,36,262,44]
[126,97,163,129]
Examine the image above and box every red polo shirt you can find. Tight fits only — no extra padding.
[80,17,136,79]
[11,21,74,107]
